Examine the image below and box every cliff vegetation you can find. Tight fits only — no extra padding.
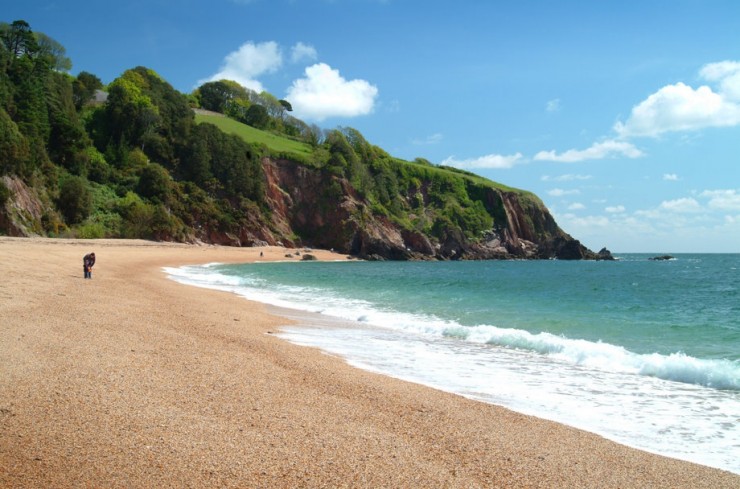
[0,19,609,260]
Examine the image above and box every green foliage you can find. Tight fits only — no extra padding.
[58,175,92,224]
[84,146,112,183]
[75,221,106,239]
[0,178,10,206]
[33,31,71,72]
[194,113,313,156]
[46,71,89,174]
[0,107,31,175]
[0,20,38,58]
[243,103,270,129]
[72,71,102,110]
[137,162,174,204]
[5,51,51,169]
[195,80,251,114]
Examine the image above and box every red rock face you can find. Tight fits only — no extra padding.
[245,158,598,260]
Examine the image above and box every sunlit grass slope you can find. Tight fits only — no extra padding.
[195,113,314,156]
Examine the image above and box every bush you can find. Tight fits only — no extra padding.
[75,221,106,239]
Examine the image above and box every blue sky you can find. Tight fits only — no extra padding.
[8,0,740,252]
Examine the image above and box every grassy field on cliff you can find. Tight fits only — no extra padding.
[195,113,314,157]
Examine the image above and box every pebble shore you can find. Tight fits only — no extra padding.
[1,237,737,488]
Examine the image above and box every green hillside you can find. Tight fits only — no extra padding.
[0,19,593,259]
[194,113,313,157]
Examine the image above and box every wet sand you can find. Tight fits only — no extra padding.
[1,237,737,488]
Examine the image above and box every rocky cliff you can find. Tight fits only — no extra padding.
[203,158,610,260]
[1,158,610,261]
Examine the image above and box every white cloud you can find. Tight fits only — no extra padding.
[658,197,703,213]
[412,133,443,145]
[546,98,561,112]
[699,61,740,101]
[614,61,740,138]
[548,188,580,197]
[286,63,378,121]
[441,152,524,170]
[290,42,317,63]
[701,189,740,211]
[663,173,679,181]
[198,41,282,92]
[605,205,626,213]
[534,139,643,163]
[568,202,586,210]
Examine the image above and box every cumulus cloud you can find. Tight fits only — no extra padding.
[658,197,703,213]
[699,61,740,101]
[290,42,317,63]
[701,189,740,211]
[568,202,586,210]
[286,63,378,121]
[614,60,740,138]
[198,41,282,92]
[441,152,525,170]
[534,139,644,163]
[605,205,626,213]
[663,173,679,181]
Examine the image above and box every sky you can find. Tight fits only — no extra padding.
[6,0,740,252]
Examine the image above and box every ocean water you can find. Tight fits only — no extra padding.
[165,254,740,474]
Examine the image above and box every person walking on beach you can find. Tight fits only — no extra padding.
[83,252,96,279]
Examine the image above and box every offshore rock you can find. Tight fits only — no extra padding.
[598,247,616,260]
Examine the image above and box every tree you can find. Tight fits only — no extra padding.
[258,91,284,119]
[0,108,31,176]
[0,20,38,58]
[137,163,174,205]
[58,176,92,224]
[34,32,71,72]
[243,104,270,129]
[196,80,250,113]
[46,71,89,173]
[72,71,103,110]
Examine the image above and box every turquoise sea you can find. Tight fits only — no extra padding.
[166,254,740,474]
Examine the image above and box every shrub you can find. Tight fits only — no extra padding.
[75,221,106,239]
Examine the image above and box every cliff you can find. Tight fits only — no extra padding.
[0,156,608,260]
[0,53,610,261]
[201,158,607,261]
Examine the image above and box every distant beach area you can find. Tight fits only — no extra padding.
[1,237,737,488]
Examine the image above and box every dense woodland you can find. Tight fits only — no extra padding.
[0,20,588,259]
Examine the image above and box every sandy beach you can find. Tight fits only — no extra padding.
[1,237,737,488]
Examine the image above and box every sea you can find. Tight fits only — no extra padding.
[164,253,740,474]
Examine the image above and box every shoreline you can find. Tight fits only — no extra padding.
[1,237,737,488]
